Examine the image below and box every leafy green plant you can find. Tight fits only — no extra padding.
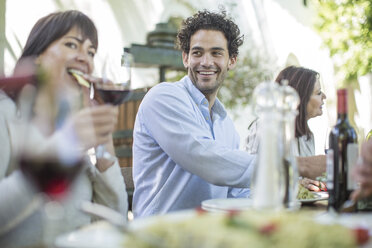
[218,48,276,109]
[312,0,372,85]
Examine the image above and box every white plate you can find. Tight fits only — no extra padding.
[129,210,196,230]
[54,221,124,248]
[201,198,252,212]
[298,191,329,204]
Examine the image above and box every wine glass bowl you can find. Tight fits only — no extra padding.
[90,53,133,160]
[94,83,132,106]
[91,81,132,161]
[17,107,86,200]
[0,67,85,201]
[19,153,85,200]
[93,51,133,105]
[11,70,87,200]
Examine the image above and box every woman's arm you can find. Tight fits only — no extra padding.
[297,155,326,180]
[88,159,128,218]
[244,118,326,180]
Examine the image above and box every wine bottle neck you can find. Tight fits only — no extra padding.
[337,89,348,115]
[337,113,348,121]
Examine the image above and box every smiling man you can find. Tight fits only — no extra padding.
[132,10,256,218]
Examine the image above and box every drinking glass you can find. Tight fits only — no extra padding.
[92,52,133,160]
[324,127,332,154]
[1,71,85,246]
[1,70,85,200]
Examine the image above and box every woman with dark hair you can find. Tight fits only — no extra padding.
[6,10,98,101]
[246,66,327,189]
[276,66,326,148]
[20,10,98,60]
[0,10,127,247]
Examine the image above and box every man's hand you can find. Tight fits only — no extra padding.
[351,139,372,200]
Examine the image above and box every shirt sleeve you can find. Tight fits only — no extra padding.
[139,84,256,188]
[227,187,250,198]
[87,159,128,219]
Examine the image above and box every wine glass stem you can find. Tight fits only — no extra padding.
[95,145,106,158]
[95,145,115,161]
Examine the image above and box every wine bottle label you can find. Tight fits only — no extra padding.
[326,149,334,189]
[347,143,359,190]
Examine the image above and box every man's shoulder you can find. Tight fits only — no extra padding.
[144,80,189,102]
[151,80,185,92]
[150,81,179,90]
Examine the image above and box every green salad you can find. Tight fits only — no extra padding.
[297,184,315,200]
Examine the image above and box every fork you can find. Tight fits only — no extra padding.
[80,201,166,247]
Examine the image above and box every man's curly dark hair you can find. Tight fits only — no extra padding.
[177,9,244,58]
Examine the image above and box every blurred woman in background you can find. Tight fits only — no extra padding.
[0,10,127,247]
[246,66,327,191]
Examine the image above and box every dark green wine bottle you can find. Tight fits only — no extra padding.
[327,89,358,211]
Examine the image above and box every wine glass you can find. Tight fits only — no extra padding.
[324,127,332,154]
[21,73,85,195]
[0,69,86,246]
[91,52,133,160]
[2,69,86,201]
[18,126,85,245]
[19,130,85,200]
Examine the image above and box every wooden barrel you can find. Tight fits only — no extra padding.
[113,89,148,168]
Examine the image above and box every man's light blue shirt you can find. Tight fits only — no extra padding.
[132,76,256,218]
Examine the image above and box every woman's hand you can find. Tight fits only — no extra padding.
[62,105,118,151]
[300,177,327,192]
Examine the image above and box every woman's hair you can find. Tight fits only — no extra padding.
[177,9,244,58]
[19,10,98,61]
[7,10,98,101]
[275,66,320,139]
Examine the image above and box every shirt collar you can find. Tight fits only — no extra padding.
[181,76,227,119]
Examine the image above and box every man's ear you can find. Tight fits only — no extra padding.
[182,51,189,69]
[228,56,237,70]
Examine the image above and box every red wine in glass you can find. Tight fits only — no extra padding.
[96,88,132,105]
[19,155,85,199]
[92,83,132,160]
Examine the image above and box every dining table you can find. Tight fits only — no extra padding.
[53,197,372,248]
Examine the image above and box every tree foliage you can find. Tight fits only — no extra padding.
[216,1,277,110]
[218,49,276,109]
[312,0,372,85]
